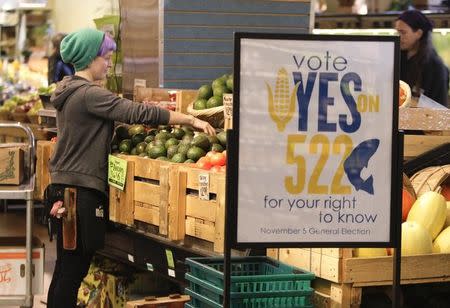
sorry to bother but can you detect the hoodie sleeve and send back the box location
[84,85,170,125]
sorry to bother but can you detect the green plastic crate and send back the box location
[184,256,314,308]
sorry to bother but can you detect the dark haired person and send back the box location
[48,33,75,84]
[395,10,449,107]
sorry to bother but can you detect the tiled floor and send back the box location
[0,205,55,307]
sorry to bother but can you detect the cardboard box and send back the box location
[0,144,24,185]
[0,237,44,295]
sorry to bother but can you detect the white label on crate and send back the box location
[134,78,146,88]
[127,254,134,263]
[168,268,176,278]
[146,263,154,272]
[198,173,210,201]
[223,94,233,120]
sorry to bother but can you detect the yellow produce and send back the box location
[354,248,387,257]
[407,191,446,239]
[433,226,450,253]
[402,221,433,256]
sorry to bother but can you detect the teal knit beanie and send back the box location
[60,28,105,71]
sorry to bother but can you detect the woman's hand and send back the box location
[192,117,216,135]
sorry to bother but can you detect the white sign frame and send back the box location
[228,33,401,248]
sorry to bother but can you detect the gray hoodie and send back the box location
[49,75,170,192]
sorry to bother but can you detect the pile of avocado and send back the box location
[193,74,233,110]
[112,124,227,163]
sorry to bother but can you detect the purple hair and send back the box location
[97,34,117,57]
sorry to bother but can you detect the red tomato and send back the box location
[402,189,416,222]
[196,156,212,170]
[441,180,450,201]
[210,152,226,166]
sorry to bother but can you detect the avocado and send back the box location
[115,125,130,140]
[212,78,226,89]
[184,159,195,164]
[198,84,213,100]
[181,134,193,145]
[171,153,187,163]
[144,135,154,144]
[217,131,227,147]
[212,86,228,99]
[206,96,223,108]
[135,142,147,154]
[131,133,146,146]
[167,145,179,159]
[130,147,138,155]
[177,143,191,156]
[165,138,180,149]
[207,135,220,145]
[193,99,207,110]
[211,143,224,152]
[191,135,210,151]
[226,75,233,92]
[187,146,206,162]
[138,153,147,157]
[119,139,132,153]
[155,131,173,141]
[147,128,158,136]
[148,145,167,159]
[172,127,185,139]
[128,124,145,136]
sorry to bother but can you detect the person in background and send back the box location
[48,33,75,85]
[395,9,449,107]
[46,28,215,308]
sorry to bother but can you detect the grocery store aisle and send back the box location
[0,205,55,308]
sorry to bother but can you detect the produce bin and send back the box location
[184,256,314,308]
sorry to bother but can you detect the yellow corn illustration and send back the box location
[266,68,299,132]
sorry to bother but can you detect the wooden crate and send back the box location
[171,166,226,253]
[268,248,450,307]
[109,155,180,237]
[34,140,55,200]
[133,87,198,114]
[399,108,450,132]
[400,108,450,160]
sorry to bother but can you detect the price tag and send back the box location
[108,155,127,191]
[134,78,147,88]
[127,254,134,263]
[165,249,175,269]
[168,269,176,277]
[199,173,210,201]
[223,94,233,120]
[146,263,154,272]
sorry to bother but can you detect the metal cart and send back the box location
[0,122,36,307]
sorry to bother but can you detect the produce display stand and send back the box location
[268,108,450,307]
[0,122,36,307]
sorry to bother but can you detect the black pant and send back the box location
[46,186,106,308]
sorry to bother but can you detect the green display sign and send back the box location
[108,155,127,190]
